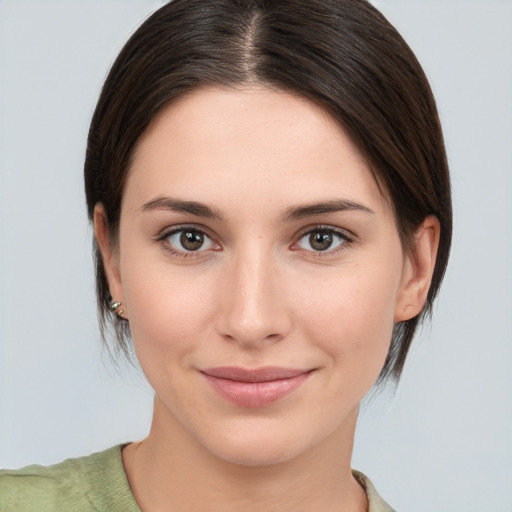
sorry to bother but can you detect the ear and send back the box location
[394,215,440,322]
[93,203,124,306]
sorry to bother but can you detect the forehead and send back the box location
[125,86,387,218]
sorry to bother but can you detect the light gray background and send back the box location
[1,1,511,511]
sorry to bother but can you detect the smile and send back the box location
[200,367,314,408]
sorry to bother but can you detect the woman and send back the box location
[0,0,451,510]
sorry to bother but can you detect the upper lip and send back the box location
[201,366,312,383]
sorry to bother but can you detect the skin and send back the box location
[95,86,439,511]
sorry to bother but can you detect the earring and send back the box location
[110,300,127,320]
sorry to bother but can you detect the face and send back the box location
[97,86,433,466]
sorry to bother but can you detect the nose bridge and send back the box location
[217,240,289,346]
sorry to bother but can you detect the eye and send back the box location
[161,227,220,256]
[294,227,350,253]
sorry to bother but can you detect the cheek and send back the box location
[296,263,400,377]
[120,254,217,358]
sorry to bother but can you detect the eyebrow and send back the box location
[140,196,373,222]
[140,196,224,221]
[281,200,374,221]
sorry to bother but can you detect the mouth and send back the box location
[200,366,314,408]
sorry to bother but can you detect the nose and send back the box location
[215,244,291,348]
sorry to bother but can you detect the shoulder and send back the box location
[0,454,94,512]
[352,470,398,512]
[0,445,140,512]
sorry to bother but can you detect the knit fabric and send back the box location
[0,445,396,511]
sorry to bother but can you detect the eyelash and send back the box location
[292,225,354,258]
[156,225,220,259]
[156,224,354,259]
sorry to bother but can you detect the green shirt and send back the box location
[0,445,396,511]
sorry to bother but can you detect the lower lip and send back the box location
[202,372,312,408]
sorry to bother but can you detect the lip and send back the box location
[200,366,314,408]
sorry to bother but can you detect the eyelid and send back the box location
[156,222,215,240]
[290,224,355,255]
[156,224,221,256]
[294,223,355,240]
[154,223,355,258]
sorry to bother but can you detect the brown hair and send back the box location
[84,0,452,382]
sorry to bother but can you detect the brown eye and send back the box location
[309,231,334,251]
[180,230,204,251]
[295,227,348,254]
[165,228,218,255]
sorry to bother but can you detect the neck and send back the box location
[122,396,367,512]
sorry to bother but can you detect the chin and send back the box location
[207,436,307,468]
[194,415,337,469]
